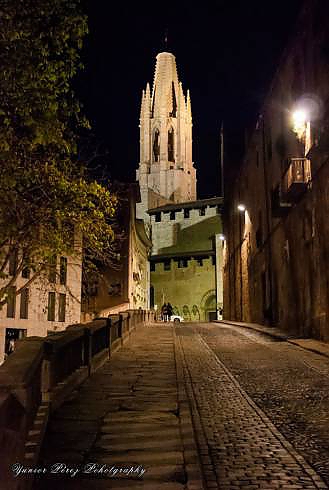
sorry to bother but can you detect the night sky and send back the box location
[77,0,303,198]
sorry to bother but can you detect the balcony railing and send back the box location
[282,157,311,201]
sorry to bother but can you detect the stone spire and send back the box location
[137,51,197,218]
[186,90,192,120]
[152,52,179,117]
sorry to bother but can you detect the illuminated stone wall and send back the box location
[151,257,217,321]
[149,198,223,321]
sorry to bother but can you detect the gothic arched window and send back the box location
[169,82,177,117]
[153,129,160,162]
[168,128,175,162]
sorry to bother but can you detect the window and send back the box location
[48,256,57,283]
[168,128,175,162]
[170,211,175,220]
[8,250,18,276]
[184,209,190,218]
[60,257,67,285]
[196,258,203,266]
[178,258,188,268]
[58,293,66,322]
[199,207,206,216]
[155,213,161,222]
[169,82,177,117]
[22,265,30,279]
[63,221,75,249]
[7,287,16,318]
[20,288,29,319]
[48,292,56,321]
[164,260,171,271]
[153,129,160,162]
[150,262,155,272]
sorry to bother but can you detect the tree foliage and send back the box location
[0,0,118,304]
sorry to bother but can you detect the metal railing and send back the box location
[282,157,311,195]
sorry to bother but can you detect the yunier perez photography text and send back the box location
[12,463,146,479]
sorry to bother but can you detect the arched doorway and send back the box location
[201,289,217,321]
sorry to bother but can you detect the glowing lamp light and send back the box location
[219,234,225,241]
[292,109,308,126]
[237,204,246,212]
[292,108,309,140]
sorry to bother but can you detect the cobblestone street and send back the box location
[177,324,329,489]
[194,322,329,487]
[35,323,329,489]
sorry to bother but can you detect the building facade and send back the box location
[137,51,224,320]
[224,0,329,340]
[0,245,82,364]
[82,184,152,319]
[149,198,223,321]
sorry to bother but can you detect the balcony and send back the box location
[282,157,311,201]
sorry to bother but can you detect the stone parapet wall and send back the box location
[0,309,155,490]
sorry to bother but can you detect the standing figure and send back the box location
[161,303,168,322]
[167,302,173,321]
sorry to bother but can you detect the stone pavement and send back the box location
[35,323,328,490]
[35,324,203,490]
[176,326,328,489]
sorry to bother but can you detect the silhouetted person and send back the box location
[167,303,173,320]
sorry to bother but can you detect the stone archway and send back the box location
[200,289,217,321]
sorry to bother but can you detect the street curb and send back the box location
[173,328,206,490]
[288,339,329,360]
[214,320,289,340]
[215,320,329,360]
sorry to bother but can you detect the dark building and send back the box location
[224,0,329,340]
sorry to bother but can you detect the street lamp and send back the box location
[292,109,308,127]
[236,204,246,320]
[292,109,309,140]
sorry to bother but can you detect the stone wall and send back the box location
[151,257,217,321]
[149,198,224,321]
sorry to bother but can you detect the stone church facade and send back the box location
[136,51,224,321]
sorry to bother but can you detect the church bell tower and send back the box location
[136,52,197,217]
